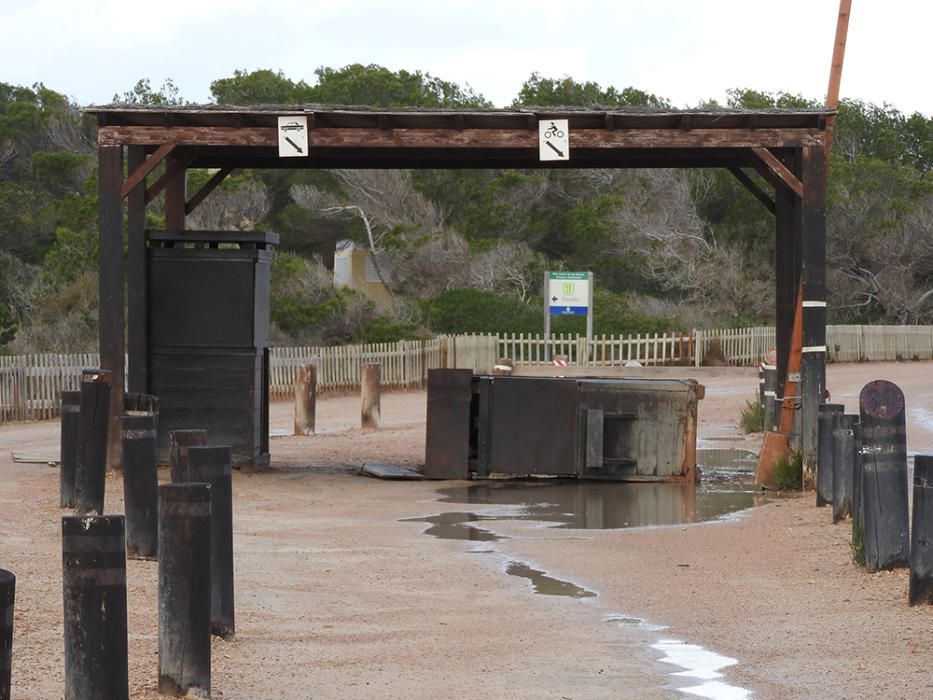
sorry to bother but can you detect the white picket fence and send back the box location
[496,332,693,367]
[4,325,933,422]
[268,339,448,398]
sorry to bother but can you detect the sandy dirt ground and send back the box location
[1,362,932,699]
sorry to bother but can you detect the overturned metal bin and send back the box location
[425,370,702,482]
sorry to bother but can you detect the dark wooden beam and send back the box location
[99,125,826,150]
[164,152,187,231]
[185,168,233,215]
[120,143,174,199]
[751,147,804,198]
[728,167,775,214]
[97,145,125,470]
[126,146,147,394]
[146,152,196,204]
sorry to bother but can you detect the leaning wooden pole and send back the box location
[824,0,853,158]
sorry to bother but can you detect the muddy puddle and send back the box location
[423,449,770,532]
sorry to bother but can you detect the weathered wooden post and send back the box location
[909,454,933,605]
[158,483,211,696]
[851,421,866,559]
[169,429,207,483]
[816,403,844,507]
[859,380,910,572]
[188,446,235,640]
[62,515,128,700]
[361,363,381,429]
[121,413,159,560]
[831,414,857,523]
[60,390,81,509]
[0,569,14,700]
[74,369,112,515]
[294,363,317,436]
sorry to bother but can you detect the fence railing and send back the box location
[5,325,933,422]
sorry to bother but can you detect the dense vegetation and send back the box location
[0,66,931,353]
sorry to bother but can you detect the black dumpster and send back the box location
[146,230,276,470]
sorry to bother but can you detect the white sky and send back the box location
[2,0,930,116]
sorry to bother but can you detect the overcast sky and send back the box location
[3,1,930,116]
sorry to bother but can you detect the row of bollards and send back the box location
[45,369,236,697]
[293,361,383,434]
[816,379,929,605]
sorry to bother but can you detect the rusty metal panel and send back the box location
[487,377,578,476]
[424,369,473,479]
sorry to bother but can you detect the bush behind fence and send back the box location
[4,325,933,422]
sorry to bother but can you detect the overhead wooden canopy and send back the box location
[89,104,832,178]
[90,103,831,484]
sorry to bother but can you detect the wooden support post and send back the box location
[799,146,827,486]
[909,455,933,605]
[816,403,844,507]
[163,152,187,231]
[126,146,148,394]
[60,390,81,509]
[62,515,129,700]
[361,363,381,429]
[294,363,317,436]
[121,413,159,560]
[859,380,910,571]
[831,414,857,523]
[98,145,125,471]
[187,446,235,640]
[773,180,798,404]
[74,369,112,515]
[169,429,207,483]
[158,483,211,697]
[0,569,13,700]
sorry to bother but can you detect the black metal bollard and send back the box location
[121,414,159,560]
[74,370,112,515]
[60,390,81,509]
[188,445,236,640]
[817,403,844,507]
[831,414,858,523]
[158,484,211,696]
[909,455,933,605]
[62,515,128,700]
[169,429,207,483]
[0,569,14,700]
[859,380,910,572]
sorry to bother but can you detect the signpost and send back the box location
[544,271,593,361]
[277,116,308,158]
[539,119,570,162]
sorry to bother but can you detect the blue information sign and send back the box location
[549,305,588,316]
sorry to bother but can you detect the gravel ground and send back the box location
[0,362,931,699]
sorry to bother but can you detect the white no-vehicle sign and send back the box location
[539,119,569,161]
[278,116,308,157]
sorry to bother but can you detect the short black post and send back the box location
[62,515,128,700]
[817,403,844,507]
[909,455,933,605]
[0,569,14,700]
[188,445,235,640]
[159,484,211,697]
[169,429,207,483]
[121,414,159,560]
[831,414,857,523]
[60,390,81,509]
[851,421,866,557]
[74,370,112,515]
[859,380,910,572]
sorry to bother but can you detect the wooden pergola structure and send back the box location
[88,104,831,478]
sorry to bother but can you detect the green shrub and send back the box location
[422,289,539,335]
[740,398,764,433]
[769,451,803,491]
